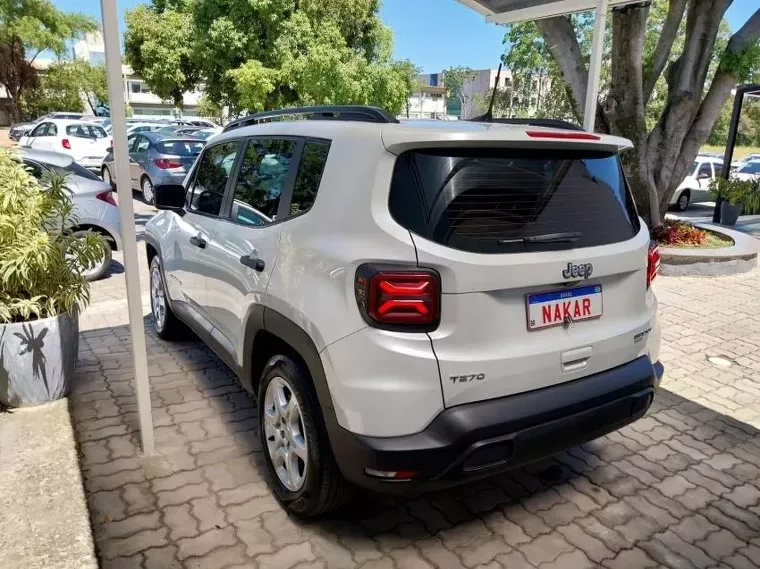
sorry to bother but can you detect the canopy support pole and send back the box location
[583,0,608,132]
[100,0,155,454]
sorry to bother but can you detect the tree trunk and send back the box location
[536,5,760,229]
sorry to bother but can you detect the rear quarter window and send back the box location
[389,148,640,254]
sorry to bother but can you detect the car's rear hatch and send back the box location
[383,127,658,408]
[154,139,204,174]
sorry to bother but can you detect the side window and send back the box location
[127,135,138,152]
[697,162,712,179]
[230,138,295,225]
[187,141,240,216]
[48,123,58,136]
[135,136,150,153]
[30,123,47,137]
[291,141,329,215]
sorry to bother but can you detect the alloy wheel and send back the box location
[263,377,309,492]
[150,264,166,331]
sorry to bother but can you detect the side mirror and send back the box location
[154,184,186,213]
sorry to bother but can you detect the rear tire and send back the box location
[74,230,112,281]
[150,256,185,340]
[258,355,352,517]
[141,175,155,205]
[675,190,690,212]
[102,166,115,190]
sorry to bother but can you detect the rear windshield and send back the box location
[389,148,640,253]
[156,140,204,156]
[66,124,108,138]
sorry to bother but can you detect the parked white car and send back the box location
[126,123,164,136]
[733,160,760,183]
[145,106,662,515]
[669,156,723,211]
[731,153,760,170]
[19,119,112,171]
[19,148,122,280]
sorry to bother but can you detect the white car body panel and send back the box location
[146,118,661,438]
[670,157,723,206]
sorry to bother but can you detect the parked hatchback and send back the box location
[101,132,204,204]
[19,119,111,171]
[669,156,724,211]
[145,106,663,516]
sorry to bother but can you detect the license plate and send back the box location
[526,285,602,331]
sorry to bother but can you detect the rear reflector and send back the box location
[526,130,601,141]
[647,243,660,288]
[153,158,183,169]
[365,468,418,480]
[62,138,72,149]
[96,190,117,207]
[355,265,441,332]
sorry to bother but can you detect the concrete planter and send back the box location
[0,311,79,407]
[659,223,758,276]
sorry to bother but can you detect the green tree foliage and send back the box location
[507,0,760,225]
[124,0,415,115]
[0,0,97,121]
[0,149,105,323]
[441,66,475,117]
[20,61,107,118]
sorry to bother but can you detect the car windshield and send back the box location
[389,148,640,253]
[156,140,204,155]
[738,162,760,174]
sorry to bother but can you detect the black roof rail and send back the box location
[466,116,583,131]
[223,105,399,132]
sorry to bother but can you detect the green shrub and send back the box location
[709,177,760,213]
[0,149,106,323]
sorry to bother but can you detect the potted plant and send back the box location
[0,149,105,408]
[709,177,760,226]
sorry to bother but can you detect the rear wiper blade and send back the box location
[498,232,582,245]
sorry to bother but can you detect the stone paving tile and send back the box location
[71,217,760,568]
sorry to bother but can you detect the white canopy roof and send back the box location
[457,0,641,23]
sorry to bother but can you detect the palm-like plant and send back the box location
[0,148,106,323]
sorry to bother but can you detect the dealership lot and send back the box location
[68,197,760,569]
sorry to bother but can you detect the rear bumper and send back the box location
[327,356,661,493]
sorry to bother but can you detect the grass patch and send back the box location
[700,145,760,160]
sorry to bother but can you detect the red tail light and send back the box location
[526,130,600,140]
[355,265,440,331]
[62,138,71,149]
[153,158,183,169]
[647,243,660,289]
[96,190,117,206]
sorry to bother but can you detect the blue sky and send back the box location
[54,0,758,73]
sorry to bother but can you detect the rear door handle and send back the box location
[240,254,265,272]
[189,235,207,249]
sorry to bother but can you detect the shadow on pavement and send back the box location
[68,317,760,568]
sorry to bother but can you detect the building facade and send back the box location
[73,33,203,118]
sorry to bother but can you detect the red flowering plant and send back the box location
[651,220,708,247]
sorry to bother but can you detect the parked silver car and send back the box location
[100,132,205,204]
[19,148,123,281]
[9,112,88,141]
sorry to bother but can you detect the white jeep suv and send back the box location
[144,106,663,516]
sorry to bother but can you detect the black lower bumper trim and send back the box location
[326,356,660,493]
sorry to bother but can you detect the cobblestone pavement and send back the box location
[72,206,760,569]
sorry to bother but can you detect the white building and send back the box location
[400,79,448,120]
[72,33,203,118]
